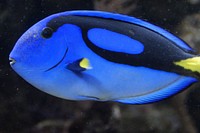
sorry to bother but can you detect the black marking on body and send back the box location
[45,48,68,72]
[46,15,196,76]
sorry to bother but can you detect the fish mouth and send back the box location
[45,48,68,72]
[9,57,16,65]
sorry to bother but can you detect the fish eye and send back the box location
[41,27,53,39]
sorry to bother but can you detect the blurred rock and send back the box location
[94,0,138,14]
[189,0,200,4]
[145,107,181,133]
[31,120,72,133]
[118,104,182,133]
[186,83,200,132]
[178,13,200,52]
[68,102,119,133]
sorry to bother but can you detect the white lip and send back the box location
[9,57,16,65]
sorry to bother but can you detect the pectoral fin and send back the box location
[66,58,92,72]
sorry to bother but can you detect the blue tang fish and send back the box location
[9,10,200,104]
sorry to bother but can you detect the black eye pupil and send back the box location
[41,27,53,38]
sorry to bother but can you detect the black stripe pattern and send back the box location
[43,15,197,76]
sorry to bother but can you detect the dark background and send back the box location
[1,0,200,133]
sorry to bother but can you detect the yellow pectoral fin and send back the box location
[66,58,92,72]
[80,58,92,70]
[174,57,200,73]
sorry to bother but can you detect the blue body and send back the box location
[9,11,197,104]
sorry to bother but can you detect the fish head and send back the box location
[9,16,68,76]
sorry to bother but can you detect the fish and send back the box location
[9,10,200,104]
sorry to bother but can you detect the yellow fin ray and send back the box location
[174,57,200,73]
[80,58,92,69]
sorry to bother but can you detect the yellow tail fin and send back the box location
[174,57,200,73]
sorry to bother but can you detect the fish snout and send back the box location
[9,57,16,65]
